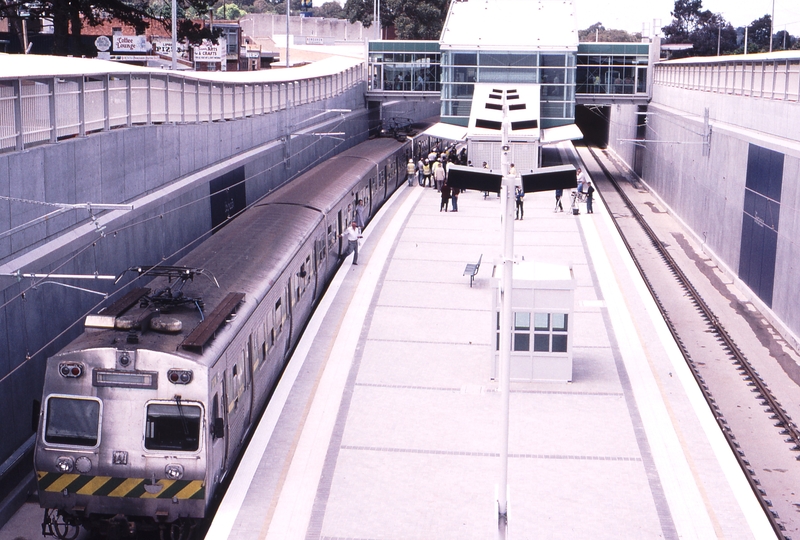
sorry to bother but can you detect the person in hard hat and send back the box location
[407,159,416,186]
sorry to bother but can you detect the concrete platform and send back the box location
[205,145,773,540]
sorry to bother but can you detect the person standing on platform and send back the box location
[422,159,432,187]
[417,157,425,186]
[440,183,451,212]
[576,167,586,194]
[339,221,362,265]
[450,185,459,212]
[586,181,595,213]
[515,185,525,220]
[407,159,417,186]
[355,199,365,229]
[433,159,446,191]
[554,188,563,212]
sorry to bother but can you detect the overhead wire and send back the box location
[0,120,374,383]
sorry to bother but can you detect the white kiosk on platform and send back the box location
[491,260,575,382]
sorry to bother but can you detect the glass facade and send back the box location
[576,43,649,96]
[367,41,442,93]
[440,50,576,128]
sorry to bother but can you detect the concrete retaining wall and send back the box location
[607,88,800,350]
[0,83,439,479]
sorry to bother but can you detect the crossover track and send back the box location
[586,145,798,539]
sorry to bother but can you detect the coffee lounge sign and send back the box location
[113,35,149,53]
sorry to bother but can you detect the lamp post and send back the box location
[769,0,775,53]
[171,0,177,69]
[286,0,290,67]
[497,93,517,529]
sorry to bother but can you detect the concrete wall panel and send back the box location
[162,125,181,186]
[75,135,104,205]
[144,125,165,193]
[607,104,638,170]
[123,127,147,201]
[613,83,800,346]
[178,123,197,176]
[773,155,800,332]
[0,154,9,260]
[8,148,46,255]
[43,144,77,236]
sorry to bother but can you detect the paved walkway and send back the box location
[207,147,772,539]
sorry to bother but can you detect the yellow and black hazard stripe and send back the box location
[37,471,205,500]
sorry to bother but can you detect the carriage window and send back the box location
[44,396,101,447]
[144,401,202,452]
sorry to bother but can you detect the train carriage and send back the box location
[32,133,426,539]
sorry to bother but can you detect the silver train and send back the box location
[33,132,436,539]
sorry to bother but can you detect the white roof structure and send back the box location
[440,0,578,52]
[0,52,362,82]
[467,83,540,140]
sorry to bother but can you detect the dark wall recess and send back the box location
[739,144,783,307]
[210,167,247,232]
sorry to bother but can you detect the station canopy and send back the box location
[440,0,578,52]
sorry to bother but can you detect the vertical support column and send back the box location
[180,77,186,124]
[13,79,23,151]
[49,78,57,143]
[78,76,86,137]
[220,83,226,120]
[195,80,201,123]
[125,74,132,128]
[164,74,171,122]
[103,74,110,131]
[146,74,153,125]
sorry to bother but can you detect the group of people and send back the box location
[407,142,469,213]
[555,167,594,213]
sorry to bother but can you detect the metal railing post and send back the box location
[78,76,86,137]
[13,79,23,151]
[125,74,132,127]
[103,74,110,131]
[49,78,57,143]
[147,74,153,125]
[165,74,170,122]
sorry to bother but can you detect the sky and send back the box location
[574,0,800,36]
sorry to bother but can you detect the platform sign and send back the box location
[447,163,576,194]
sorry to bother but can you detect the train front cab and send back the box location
[34,348,209,535]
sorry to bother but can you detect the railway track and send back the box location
[585,145,800,539]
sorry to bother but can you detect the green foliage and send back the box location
[343,0,449,39]
[663,0,798,56]
[312,1,345,18]
[578,23,641,43]
[215,2,247,19]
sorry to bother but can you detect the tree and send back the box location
[662,0,703,43]
[311,1,344,19]
[16,0,216,56]
[343,0,449,40]
[688,12,737,55]
[774,30,797,50]
[746,14,772,51]
[215,2,247,19]
[578,23,641,42]
[662,0,740,57]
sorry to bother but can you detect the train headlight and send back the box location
[167,369,193,385]
[56,456,74,473]
[75,456,92,474]
[58,362,84,378]
[165,464,184,480]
